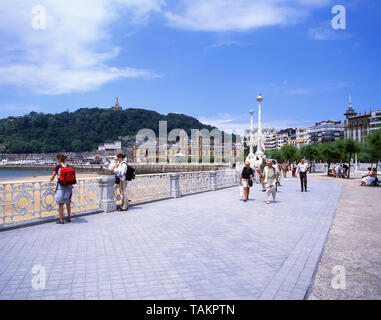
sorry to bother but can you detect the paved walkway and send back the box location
[308,174,381,300]
[0,177,342,300]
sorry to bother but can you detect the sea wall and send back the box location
[0,163,230,175]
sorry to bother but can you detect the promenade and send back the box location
[309,174,381,300]
[0,177,342,300]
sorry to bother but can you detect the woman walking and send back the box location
[292,162,297,178]
[50,154,76,224]
[263,160,277,204]
[240,161,254,202]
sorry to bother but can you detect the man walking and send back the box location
[296,158,309,192]
[263,159,277,204]
[259,157,267,192]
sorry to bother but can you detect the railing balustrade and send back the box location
[0,170,239,228]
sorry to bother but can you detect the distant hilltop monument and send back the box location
[111,97,122,110]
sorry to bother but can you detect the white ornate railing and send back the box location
[179,172,211,195]
[216,170,240,189]
[114,173,171,204]
[0,170,239,228]
[0,178,101,226]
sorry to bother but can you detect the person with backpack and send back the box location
[263,159,277,204]
[113,154,135,211]
[50,154,76,224]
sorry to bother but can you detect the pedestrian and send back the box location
[296,158,309,192]
[292,162,297,178]
[263,160,277,204]
[259,157,267,192]
[50,154,76,224]
[273,159,281,188]
[253,157,261,184]
[113,153,129,211]
[240,161,254,202]
[282,161,288,178]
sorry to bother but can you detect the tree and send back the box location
[0,108,218,153]
[342,138,362,178]
[365,128,381,169]
[300,144,320,162]
[281,145,299,162]
[319,142,342,176]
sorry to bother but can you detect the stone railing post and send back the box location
[99,176,117,213]
[210,171,218,191]
[170,173,181,198]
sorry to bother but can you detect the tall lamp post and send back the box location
[255,94,265,159]
[245,110,256,166]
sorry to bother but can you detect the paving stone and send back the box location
[0,177,342,300]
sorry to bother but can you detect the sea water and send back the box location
[0,169,51,181]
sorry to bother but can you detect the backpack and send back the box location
[58,166,77,186]
[122,162,136,181]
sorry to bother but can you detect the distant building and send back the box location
[310,120,344,145]
[344,96,370,143]
[98,141,122,152]
[276,128,296,149]
[369,110,381,133]
[263,129,277,151]
[344,96,381,142]
[111,97,122,111]
[295,128,311,149]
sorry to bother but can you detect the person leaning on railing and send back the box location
[50,154,76,224]
[112,153,129,211]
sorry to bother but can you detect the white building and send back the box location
[369,110,381,133]
[276,133,289,149]
[295,128,311,149]
[263,129,277,151]
[98,141,122,152]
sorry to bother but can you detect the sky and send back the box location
[0,0,380,133]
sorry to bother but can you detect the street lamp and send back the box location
[255,94,264,159]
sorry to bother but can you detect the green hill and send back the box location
[0,108,216,153]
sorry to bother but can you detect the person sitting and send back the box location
[334,164,342,178]
[362,168,372,178]
[360,169,377,187]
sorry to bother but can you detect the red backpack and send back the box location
[58,166,77,186]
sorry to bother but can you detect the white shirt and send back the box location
[263,166,277,186]
[115,161,128,181]
[296,162,309,174]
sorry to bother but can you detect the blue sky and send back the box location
[0,0,380,132]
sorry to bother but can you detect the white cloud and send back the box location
[0,0,164,95]
[308,20,352,41]
[199,112,314,132]
[165,0,332,32]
